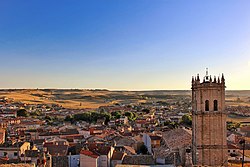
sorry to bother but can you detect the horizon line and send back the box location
[0,88,249,91]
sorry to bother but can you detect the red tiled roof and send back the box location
[80,150,99,158]
[111,151,125,160]
[87,143,111,155]
[228,143,239,149]
[150,135,162,140]
[240,126,250,132]
[136,120,147,124]
[95,146,111,155]
[45,145,68,156]
[61,134,84,139]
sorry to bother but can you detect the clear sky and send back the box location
[0,0,250,90]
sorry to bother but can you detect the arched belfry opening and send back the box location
[205,100,209,111]
[214,100,218,111]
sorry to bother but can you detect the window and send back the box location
[214,100,218,111]
[205,100,209,111]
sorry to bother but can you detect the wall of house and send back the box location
[52,156,69,167]
[143,134,152,154]
[80,154,98,167]
[111,160,122,167]
[98,155,108,167]
[68,154,80,167]
[227,134,236,143]
[0,148,18,159]
[151,140,160,148]
[108,147,114,167]
[29,131,39,140]
[0,129,5,144]
[228,149,238,154]
[20,142,30,155]
[156,158,165,165]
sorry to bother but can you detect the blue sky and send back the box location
[0,0,250,90]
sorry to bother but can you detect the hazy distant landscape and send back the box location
[0,89,249,109]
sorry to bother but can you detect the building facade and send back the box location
[192,70,228,166]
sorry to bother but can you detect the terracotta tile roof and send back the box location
[61,134,84,139]
[80,150,99,158]
[115,136,137,147]
[39,131,60,136]
[25,150,39,157]
[93,146,111,155]
[0,164,32,167]
[136,120,147,124]
[122,155,155,165]
[239,150,250,157]
[86,143,112,155]
[44,145,68,156]
[60,128,79,135]
[33,139,45,145]
[153,146,171,159]
[162,128,191,150]
[149,135,162,140]
[123,146,136,155]
[111,151,125,160]
[228,143,239,149]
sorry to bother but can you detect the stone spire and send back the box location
[213,76,217,83]
[221,73,225,84]
[197,74,200,82]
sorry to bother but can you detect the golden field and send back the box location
[0,89,249,110]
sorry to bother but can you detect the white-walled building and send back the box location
[80,150,99,167]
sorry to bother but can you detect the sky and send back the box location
[0,0,250,90]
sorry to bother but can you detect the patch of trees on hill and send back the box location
[65,110,137,124]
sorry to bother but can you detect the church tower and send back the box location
[191,69,227,166]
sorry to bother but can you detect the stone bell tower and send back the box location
[191,69,228,166]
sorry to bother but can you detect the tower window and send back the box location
[214,100,218,111]
[205,100,209,111]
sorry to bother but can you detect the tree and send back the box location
[100,112,111,125]
[125,111,137,121]
[65,115,73,122]
[45,115,52,121]
[90,111,100,122]
[111,111,121,119]
[30,110,42,116]
[170,121,179,128]
[181,114,192,126]
[73,112,91,122]
[72,111,111,124]
[164,120,179,129]
[17,109,28,117]
[125,111,133,120]
[142,108,150,114]
[227,121,241,131]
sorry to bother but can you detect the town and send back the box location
[0,85,249,166]
[1,0,250,166]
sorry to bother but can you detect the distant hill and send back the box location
[0,89,249,109]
